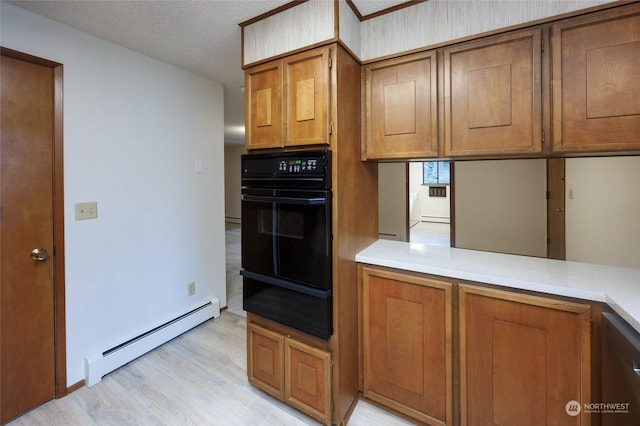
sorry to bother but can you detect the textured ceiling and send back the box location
[8,0,410,146]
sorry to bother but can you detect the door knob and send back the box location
[31,248,49,261]
[556,208,564,213]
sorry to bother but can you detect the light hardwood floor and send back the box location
[8,224,414,425]
[410,221,450,247]
[225,222,244,317]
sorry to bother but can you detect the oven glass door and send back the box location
[241,188,332,290]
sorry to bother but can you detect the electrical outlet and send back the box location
[187,281,196,296]
[75,201,98,220]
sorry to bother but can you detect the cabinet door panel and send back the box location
[492,320,547,425]
[284,338,331,425]
[247,324,284,400]
[284,48,330,147]
[362,267,452,425]
[245,62,283,149]
[551,4,640,152]
[364,51,438,159]
[444,28,542,156]
[460,284,591,426]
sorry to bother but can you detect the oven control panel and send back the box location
[242,149,331,189]
[278,158,320,174]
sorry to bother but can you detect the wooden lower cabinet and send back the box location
[361,266,453,425]
[359,265,594,425]
[284,338,332,423]
[247,323,332,425]
[459,284,591,426]
[248,323,285,400]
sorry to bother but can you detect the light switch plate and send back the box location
[75,201,98,220]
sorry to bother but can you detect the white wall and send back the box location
[455,159,547,257]
[566,157,640,269]
[409,162,451,223]
[378,163,408,241]
[224,146,244,222]
[1,2,226,387]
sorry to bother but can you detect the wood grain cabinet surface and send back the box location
[284,48,331,147]
[443,28,543,157]
[361,266,453,425]
[362,51,438,160]
[247,323,285,400]
[244,46,331,150]
[459,284,591,426]
[245,61,283,149]
[284,338,331,424]
[551,4,640,153]
[247,323,332,425]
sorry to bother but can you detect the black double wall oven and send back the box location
[240,150,332,339]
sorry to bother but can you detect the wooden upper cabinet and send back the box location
[459,284,591,426]
[245,61,283,149]
[444,28,543,157]
[551,4,640,153]
[363,51,438,160]
[284,47,331,147]
[362,266,452,425]
[244,46,331,150]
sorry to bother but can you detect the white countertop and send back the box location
[356,239,640,333]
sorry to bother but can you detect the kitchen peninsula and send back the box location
[356,239,639,425]
[357,239,640,331]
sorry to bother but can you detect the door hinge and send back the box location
[329,57,333,69]
[546,190,551,200]
[542,130,545,144]
[329,122,333,135]
[541,37,545,52]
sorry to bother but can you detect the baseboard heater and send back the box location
[84,297,220,387]
[421,216,451,224]
[378,232,402,241]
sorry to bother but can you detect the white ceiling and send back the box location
[8,0,410,146]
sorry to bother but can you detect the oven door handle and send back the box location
[241,194,326,205]
[240,270,331,299]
